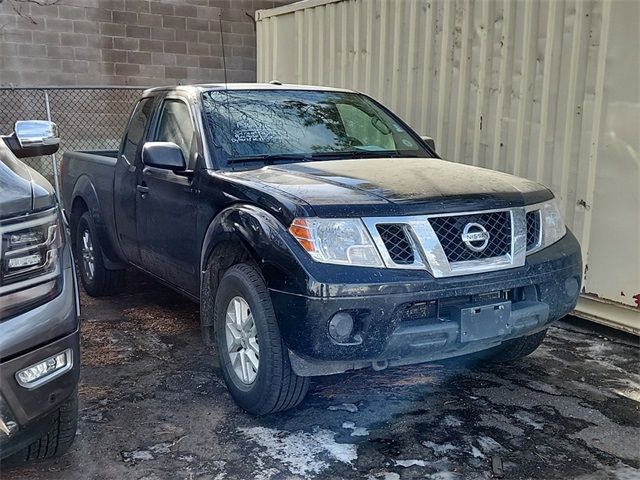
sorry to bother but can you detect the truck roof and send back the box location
[142,82,355,96]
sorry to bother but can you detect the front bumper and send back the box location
[0,331,80,459]
[270,232,582,376]
[0,245,80,459]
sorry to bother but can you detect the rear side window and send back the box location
[154,99,195,169]
[122,98,153,165]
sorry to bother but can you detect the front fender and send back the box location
[71,175,125,269]
[200,204,311,296]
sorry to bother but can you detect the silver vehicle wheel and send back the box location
[81,229,95,281]
[225,296,259,385]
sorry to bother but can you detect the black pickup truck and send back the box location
[62,84,581,414]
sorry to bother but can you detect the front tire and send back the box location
[6,390,78,464]
[75,212,125,297]
[213,263,309,415]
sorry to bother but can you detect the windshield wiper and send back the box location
[227,150,425,165]
[227,153,312,164]
[307,150,424,160]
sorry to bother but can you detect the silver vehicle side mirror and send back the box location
[420,135,436,154]
[15,120,59,148]
[9,120,60,158]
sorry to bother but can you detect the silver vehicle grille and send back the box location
[429,211,511,262]
[525,210,541,251]
[362,206,536,278]
[375,224,415,265]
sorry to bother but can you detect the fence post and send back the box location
[43,89,61,200]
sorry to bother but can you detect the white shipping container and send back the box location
[256,0,639,334]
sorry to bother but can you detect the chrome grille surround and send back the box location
[362,207,528,278]
[524,203,545,254]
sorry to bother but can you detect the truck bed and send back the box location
[61,149,121,267]
[61,150,118,207]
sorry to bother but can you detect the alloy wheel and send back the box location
[225,296,260,384]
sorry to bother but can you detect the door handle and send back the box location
[137,184,149,196]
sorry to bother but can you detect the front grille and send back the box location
[376,224,415,264]
[526,210,541,250]
[429,211,511,262]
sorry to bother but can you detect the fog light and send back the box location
[564,277,579,298]
[16,349,72,389]
[328,312,354,343]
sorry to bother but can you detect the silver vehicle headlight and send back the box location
[0,207,64,319]
[289,218,384,267]
[536,199,567,251]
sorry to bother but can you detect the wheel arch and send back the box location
[70,175,126,269]
[199,204,308,344]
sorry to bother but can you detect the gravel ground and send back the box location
[2,270,638,480]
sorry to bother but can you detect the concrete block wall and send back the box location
[0,0,293,86]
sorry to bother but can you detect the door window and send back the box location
[155,100,195,169]
[122,98,153,165]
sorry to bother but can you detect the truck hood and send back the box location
[0,140,56,219]
[232,158,553,216]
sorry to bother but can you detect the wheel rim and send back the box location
[81,228,95,282]
[225,296,259,385]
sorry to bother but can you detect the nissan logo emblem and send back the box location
[461,223,490,252]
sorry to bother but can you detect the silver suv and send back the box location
[0,121,79,464]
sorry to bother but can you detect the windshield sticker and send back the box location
[231,120,279,144]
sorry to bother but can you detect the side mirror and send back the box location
[420,135,436,153]
[9,120,59,158]
[142,142,186,172]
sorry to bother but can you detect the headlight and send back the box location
[527,199,566,253]
[289,218,384,267]
[0,207,64,319]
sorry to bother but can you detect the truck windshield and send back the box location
[202,89,430,165]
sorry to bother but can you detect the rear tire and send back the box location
[6,390,78,464]
[484,329,548,363]
[213,263,309,415]
[75,211,125,297]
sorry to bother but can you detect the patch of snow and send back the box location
[613,388,640,402]
[351,427,370,437]
[239,426,357,477]
[514,411,544,430]
[470,446,485,459]
[121,449,154,462]
[342,421,369,437]
[394,459,427,467]
[253,467,280,480]
[422,440,457,455]
[429,472,461,480]
[477,436,502,452]
[328,403,359,413]
[442,415,462,427]
[149,442,172,454]
[367,473,401,480]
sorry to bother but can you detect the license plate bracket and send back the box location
[454,301,512,343]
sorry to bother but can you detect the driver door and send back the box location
[135,96,200,295]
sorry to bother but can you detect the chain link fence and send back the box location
[0,87,144,188]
